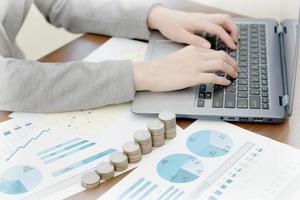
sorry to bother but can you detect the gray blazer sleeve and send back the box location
[35,0,160,40]
[0,58,135,112]
[0,1,160,112]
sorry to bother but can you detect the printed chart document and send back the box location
[0,119,115,200]
[3,38,177,199]
[98,120,300,200]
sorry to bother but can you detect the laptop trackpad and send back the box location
[146,40,185,60]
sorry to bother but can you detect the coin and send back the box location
[96,162,115,181]
[81,171,100,189]
[122,142,142,163]
[109,151,128,172]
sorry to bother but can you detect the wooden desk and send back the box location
[0,2,299,200]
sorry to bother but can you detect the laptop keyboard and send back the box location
[197,24,269,110]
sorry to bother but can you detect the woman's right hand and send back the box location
[133,46,239,92]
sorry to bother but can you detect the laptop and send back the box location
[131,1,300,123]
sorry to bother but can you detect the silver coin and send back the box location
[134,130,151,142]
[159,111,176,122]
[147,120,165,132]
[110,152,128,164]
[81,171,100,189]
[96,162,115,180]
[122,142,141,155]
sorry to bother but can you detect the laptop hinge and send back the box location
[277,24,289,109]
[280,95,289,107]
[275,24,285,34]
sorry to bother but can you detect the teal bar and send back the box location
[44,142,96,164]
[129,181,151,199]
[52,148,116,177]
[173,191,185,200]
[157,186,174,200]
[38,137,81,156]
[137,184,158,200]
[165,188,180,200]
[118,178,145,199]
[40,140,89,160]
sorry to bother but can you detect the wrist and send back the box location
[147,5,168,30]
[133,62,150,91]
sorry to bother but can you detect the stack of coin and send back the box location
[134,130,152,154]
[159,111,177,139]
[147,119,165,147]
[109,152,128,172]
[81,171,101,189]
[95,162,115,181]
[122,141,142,163]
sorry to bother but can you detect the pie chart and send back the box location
[186,130,233,157]
[157,153,204,183]
[0,165,42,195]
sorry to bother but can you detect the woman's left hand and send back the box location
[147,6,239,49]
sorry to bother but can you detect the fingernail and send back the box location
[203,42,211,49]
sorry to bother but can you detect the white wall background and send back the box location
[16,5,80,60]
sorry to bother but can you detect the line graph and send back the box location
[0,121,51,162]
[5,129,50,161]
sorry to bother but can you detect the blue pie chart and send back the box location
[186,130,233,157]
[0,165,42,195]
[157,153,204,183]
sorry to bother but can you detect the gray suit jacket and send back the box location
[0,0,158,112]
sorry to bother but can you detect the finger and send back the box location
[207,14,240,43]
[195,73,231,86]
[196,21,237,49]
[202,50,240,72]
[198,60,238,78]
[181,30,211,49]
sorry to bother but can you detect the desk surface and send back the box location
[0,2,299,200]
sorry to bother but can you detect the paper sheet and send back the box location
[98,120,300,200]
[0,119,115,200]
[6,38,183,200]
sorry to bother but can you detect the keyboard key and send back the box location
[238,85,248,91]
[239,62,248,67]
[205,91,212,99]
[250,89,260,95]
[238,79,248,85]
[250,70,259,76]
[250,65,259,70]
[198,92,205,99]
[240,67,248,73]
[261,87,268,92]
[250,76,259,82]
[225,93,236,108]
[237,99,248,108]
[261,80,268,85]
[197,99,205,107]
[214,84,224,90]
[239,73,248,79]
[261,64,267,70]
[237,91,248,98]
[262,97,269,103]
[262,92,269,97]
[249,96,260,109]
[261,75,268,80]
[262,103,269,109]
[250,59,259,64]
[250,82,260,89]
[199,84,206,92]
[212,89,224,108]
[226,86,236,93]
